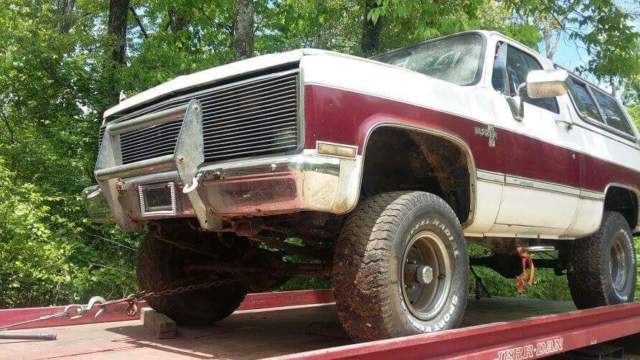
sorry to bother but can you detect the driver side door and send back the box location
[489,41,581,237]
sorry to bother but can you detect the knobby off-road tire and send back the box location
[567,211,636,309]
[333,191,468,341]
[136,222,248,325]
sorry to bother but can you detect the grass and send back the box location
[278,239,640,303]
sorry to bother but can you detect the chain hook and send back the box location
[62,305,85,320]
[64,296,107,320]
[87,296,106,311]
[126,302,139,317]
[122,293,143,317]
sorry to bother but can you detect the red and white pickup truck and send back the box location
[84,30,638,341]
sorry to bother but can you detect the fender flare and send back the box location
[354,119,478,227]
[603,182,640,232]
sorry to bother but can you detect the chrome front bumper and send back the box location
[86,98,362,232]
[85,149,362,232]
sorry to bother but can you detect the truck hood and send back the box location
[104,48,350,120]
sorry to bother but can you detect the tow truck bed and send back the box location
[1,290,639,359]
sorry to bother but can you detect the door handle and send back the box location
[555,119,573,130]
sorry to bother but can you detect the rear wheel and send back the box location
[136,221,248,325]
[333,191,468,341]
[567,211,636,309]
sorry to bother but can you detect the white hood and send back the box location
[104,48,383,120]
[105,49,312,119]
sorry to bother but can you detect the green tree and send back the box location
[503,0,640,94]
[629,105,640,128]
[363,0,542,54]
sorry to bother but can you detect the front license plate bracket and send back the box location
[138,182,177,216]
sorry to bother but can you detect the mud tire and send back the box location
[333,191,468,341]
[136,221,247,325]
[567,211,636,309]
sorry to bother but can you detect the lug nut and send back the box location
[416,265,434,285]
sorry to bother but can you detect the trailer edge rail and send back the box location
[275,301,640,360]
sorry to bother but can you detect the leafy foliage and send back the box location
[629,105,640,128]
[637,238,640,300]
[502,0,640,92]
[0,160,139,306]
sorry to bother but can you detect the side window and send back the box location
[566,78,603,122]
[491,42,508,92]
[591,89,635,136]
[492,43,559,114]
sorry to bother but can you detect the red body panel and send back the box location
[304,84,640,193]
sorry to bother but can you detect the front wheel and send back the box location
[333,191,468,341]
[136,221,248,325]
[567,211,637,309]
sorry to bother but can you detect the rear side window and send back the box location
[591,89,634,136]
[566,78,603,122]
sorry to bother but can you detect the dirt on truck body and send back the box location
[84,30,639,341]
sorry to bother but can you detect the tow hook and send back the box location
[183,173,203,194]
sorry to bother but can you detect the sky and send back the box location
[553,0,640,83]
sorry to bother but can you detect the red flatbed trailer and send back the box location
[1,290,639,360]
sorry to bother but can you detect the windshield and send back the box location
[374,34,484,86]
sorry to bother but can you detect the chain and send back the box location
[103,278,236,317]
[138,278,233,300]
[0,278,235,331]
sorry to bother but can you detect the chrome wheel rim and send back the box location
[401,231,452,321]
[610,231,629,294]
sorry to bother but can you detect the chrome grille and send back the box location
[98,126,105,150]
[120,121,182,164]
[112,69,300,165]
[202,71,299,162]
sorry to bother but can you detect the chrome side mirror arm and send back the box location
[506,83,527,121]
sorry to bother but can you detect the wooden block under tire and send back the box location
[141,307,177,339]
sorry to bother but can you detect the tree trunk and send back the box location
[107,0,129,66]
[361,0,383,56]
[55,0,75,33]
[106,0,129,106]
[168,8,190,32]
[543,28,560,60]
[233,0,254,60]
[130,7,148,38]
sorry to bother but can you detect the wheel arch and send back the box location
[357,121,478,226]
[603,183,640,232]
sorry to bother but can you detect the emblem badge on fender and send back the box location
[474,125,497,148]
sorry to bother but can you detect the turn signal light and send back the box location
[317,142,358,158]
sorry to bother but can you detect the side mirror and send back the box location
[526,69,568,99]
[505,69,568,121]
